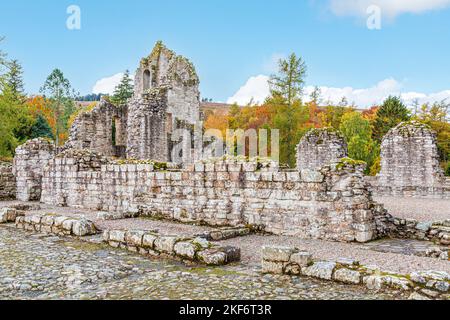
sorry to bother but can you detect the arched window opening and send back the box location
[143,69,151,91]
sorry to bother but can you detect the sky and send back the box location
[1,0,450,108]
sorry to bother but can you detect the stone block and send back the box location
[302,261,336,280]
[333,268,361,284]
[154,236,179,254]
[109,230,126,243]
[300,170,324,183]
[262,246,296,262]
[261,260,285,274]
[72,219,96,236]
[142,233,158,249]
[197,249,227,265]
[174,241,197,259]
[290,251,312,267]
[125,230,145,246]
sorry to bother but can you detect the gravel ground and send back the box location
[0,225,404,300]
[374,196,450,222]
[220,235,450,275]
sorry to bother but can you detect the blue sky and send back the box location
[1,0,450,107]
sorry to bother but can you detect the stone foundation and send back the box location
[261,246,450,300]
[13,138,55,201]
[41,151,385,243]
[15,213,97,237]
[103,229,240,266]
[0,162,16,200]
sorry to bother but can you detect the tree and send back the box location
[3,59,25,101]
[340,112,380,174]
[269,53,307,107]
[30,114,54,139]
[111,70,134,106]
[372,96,411,143]
[309,86,322,105]
[40,69,76,146]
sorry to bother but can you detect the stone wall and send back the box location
[374,121,448,198]
[103,229,240,266]
[66,100,127,158]
[0,162,16,200]
[261,246,450,299]
[15,213,97,237]
[13,138,55,201]
[296,128,347,171]
[41,152,384,243]
[126,88,170,161]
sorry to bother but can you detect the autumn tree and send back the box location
[372,96,410,143]
[111,70,134,106]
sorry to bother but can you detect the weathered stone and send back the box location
[296,128,347,171]
[154,236,179,254]
[197,249,227,266]
[262,246,296,262]
[142,233,158,249]
[302,261,336,280]
[125,230,145,246]
[261,260,285,274]
[334,268,361,284]
[290,251,312,267]
[408,292,431,300]
[72,219,96,236]
[0,162,16,200]
[375,121,448,198]
[109,230,126,243]
[173,241,197,259]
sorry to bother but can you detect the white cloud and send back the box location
[92,73,124,95]
[227,75,271,105]
[329,0,450,19]
[227,75,450,108]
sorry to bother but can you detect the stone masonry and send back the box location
[65,41,201,163]
[66,100,127,158]
[40,151,382,243]
[296,128,348,171]
[0,162,16,200]
[13,138,55,201]
[374,121,448,198]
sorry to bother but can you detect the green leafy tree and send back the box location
[269,53,307,107]
[30,114,54,140]
[40,69,76,146]
[372,96,411,143]
[340,112,380,174]
[111,70,134,106]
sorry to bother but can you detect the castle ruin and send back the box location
[66,41,201,163]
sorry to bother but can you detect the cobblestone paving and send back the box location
[0,225,407,300]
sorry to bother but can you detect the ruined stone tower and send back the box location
[376,121,446,196]
[66,41,201,163]
[126,41,201,161]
